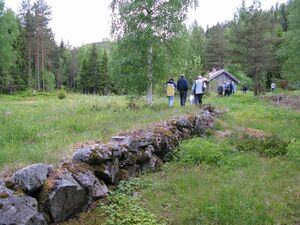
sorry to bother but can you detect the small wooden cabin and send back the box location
[206,69,240,92]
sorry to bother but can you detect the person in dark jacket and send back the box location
[177,74,189,106]
[217,84,224,97]
[224,82,231,96]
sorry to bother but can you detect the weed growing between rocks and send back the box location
[99,179,166,225]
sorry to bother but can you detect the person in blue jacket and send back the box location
[177,74,189,106]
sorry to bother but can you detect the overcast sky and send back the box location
[5,0,287,47]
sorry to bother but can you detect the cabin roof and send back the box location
[208,69,240,83]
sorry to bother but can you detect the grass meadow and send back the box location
[62,91,300,225]
[1,91,300,224]
[0,93,197,172]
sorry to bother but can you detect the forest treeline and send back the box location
[0,0,299,96]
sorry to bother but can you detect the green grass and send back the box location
[0,93,197,169]
[2,91,300,224]
[209,92,300,139]
[133,92,300,225]
[61,91,300,225]
[138,153,299,225]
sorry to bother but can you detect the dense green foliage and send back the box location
[235,135,289,157]
[175,138,227,166]
[111,0,198,103]
[227,1,279,95]
[282,0,300,86]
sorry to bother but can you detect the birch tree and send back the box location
[111,0,198,104]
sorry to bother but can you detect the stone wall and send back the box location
[0,105,222,224]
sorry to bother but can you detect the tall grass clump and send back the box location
[235,136,290,157]
[175,138,232,166]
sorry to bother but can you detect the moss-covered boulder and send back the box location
[0,180,47,225]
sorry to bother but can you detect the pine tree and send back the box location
[281,0,300,85]
[68,48,79,91]
[79,58,89,93]
[205,23,228,70]
[18,0,53,91]
[87,44,100,94]
[228,1,278,95]
[18,0,35,88]
[100,49,109,95]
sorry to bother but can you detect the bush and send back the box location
[175,138,226,166]
[57,89,66,99]
[235,136,289,157]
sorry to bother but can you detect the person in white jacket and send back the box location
[191,76,205,105]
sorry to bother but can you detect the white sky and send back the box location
[5,0,287,47]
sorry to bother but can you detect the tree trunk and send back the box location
[146,44,153,105]
[36,42,40,91]
[254,78,263,96]
[28,46,32,88]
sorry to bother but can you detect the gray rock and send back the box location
[72,144,112,165]
[0,180,47,225]
[137,132,155,147]
[43,172,88,223]
[145,145,154,157]
[110,143,128,159]
[12,163,51,193]
[94,159,119,185]
[123,165,141,178]
[73,171,108,199]
[193,116,205,136]
[121,136,139,152]
[111,136,126,142]
[136,145,154,164]
[173,117,193,130]
[142,155,162,172]
[120,152,137,166]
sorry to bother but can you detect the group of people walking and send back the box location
[217,82,236,97]
[165,74,206,107]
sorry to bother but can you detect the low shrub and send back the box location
[100,193,165,225]
[99,178,165,225]
[235,136,289,157]
[57,89,66,99]
[175,138,227,166]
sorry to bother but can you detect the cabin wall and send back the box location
[207,73,237,92]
